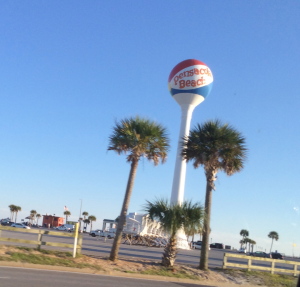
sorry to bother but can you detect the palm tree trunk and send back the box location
[199,169,216,270]
[270,239,274,253]
[110,159,139,261]
[162,234,177,267]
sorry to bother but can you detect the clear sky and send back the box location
[1,1,299,256]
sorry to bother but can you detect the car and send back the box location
[210,243,224,249]
[238,248,247,253]
[89,229,103,237]
[271,252,284,260]
[55,225,70,231]
[191,241,211,250]
[11,223,30,229]
[250,251,272,258]
[192,241,202,249]
[1,221,14,226]
[55,224,74,231]
[102,231,115,239]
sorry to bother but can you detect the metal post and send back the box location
[73,223,79,258]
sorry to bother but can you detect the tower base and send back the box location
[176,229,191,250]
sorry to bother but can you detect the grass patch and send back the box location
[0,247,102,271]
[141,267,199,280]
[218,268,298,287]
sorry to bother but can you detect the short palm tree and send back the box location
[64,210,71,223]
[82,211,89,231]
[108,116,169,261]
[83,219,90,231]
[144,199,204,267]
[240,229,249,248]
[268,231,279,253]
[8,204,16,221]
[182,119,247,270]
[30,210,37,224]
[82,211,88,220]
[88,215,97,231]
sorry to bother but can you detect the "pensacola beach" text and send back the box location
[173,67,212,89]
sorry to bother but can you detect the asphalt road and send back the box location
[0,266,216,287]
[1,228,300,272]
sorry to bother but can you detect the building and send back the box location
[103,212,165,237]
[42,215,64,228]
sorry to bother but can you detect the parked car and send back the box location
[11,223,30,229]
[238,248,247,253]
[55,224,74,231]
[250,251,272,258]
[89,229,115,239]
[89,229,103,237]
[102,231,116,239]
[271,252,284,260]
[192,241,202,249]
[1,221,14,226]
[210,243,224,249]
[192,241,211,250]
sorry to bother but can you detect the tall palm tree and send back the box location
[240,229,249,248]
[182,119,247,270]
[144,199,204,267]
[88,215,97,232]
[108,116,169,261]
[64,210,71,223]
[14,206,22,222]
[268,231,279,253]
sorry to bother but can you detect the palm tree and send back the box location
[144,199,204,267]
[8,204,16,221]
[14,206,22,222]
[82,211,88,220]
[185,224,204,243]
[30,210,37,225]
[268,231,279,253]
[182,119,247,270]
[83,219,90,231]
[64,210,71,223]
[82,211,88,231]
[243,237,251,253]
[240,229,249,248]
[108,116,169,261]
[88,215,97,231]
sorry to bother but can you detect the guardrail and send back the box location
[0,223,82,258]
[223,252,300,276]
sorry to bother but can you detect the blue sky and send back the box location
[1,1,299,255]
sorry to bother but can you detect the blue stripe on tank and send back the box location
[170,83,213,98]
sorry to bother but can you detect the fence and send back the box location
[0,224,82,258]
[223,252,300,276]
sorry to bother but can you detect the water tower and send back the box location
[168,59,213,247]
